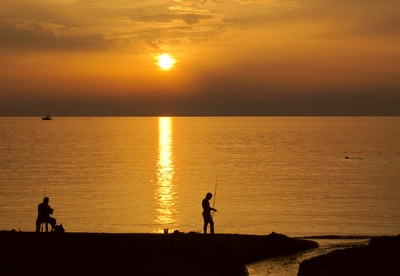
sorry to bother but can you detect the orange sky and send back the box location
[1,0,399,116]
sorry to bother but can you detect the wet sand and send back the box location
[0,231,317,275]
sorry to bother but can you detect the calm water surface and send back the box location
[1,117,399,236]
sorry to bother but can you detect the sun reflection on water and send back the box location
[155,117,176,232]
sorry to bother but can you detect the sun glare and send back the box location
[157,54,174,70]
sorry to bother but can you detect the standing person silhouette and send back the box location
[202,192,217,234]
[36,197,56,232]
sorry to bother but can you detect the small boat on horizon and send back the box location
[42,114,52,120]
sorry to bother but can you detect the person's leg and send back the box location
[210,219,214,234]
[35,219,41,232]
[202,213,208,234]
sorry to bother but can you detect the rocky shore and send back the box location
[298,235,400,275]
[0,231,317,275]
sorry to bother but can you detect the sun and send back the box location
[157,54,174,70]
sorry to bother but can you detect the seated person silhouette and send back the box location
[36,197,56,232]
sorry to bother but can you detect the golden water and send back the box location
[1,117,399,236]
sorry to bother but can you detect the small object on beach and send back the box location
[164,228,169,234]
[54,224,65,233]
[42,114,52,120]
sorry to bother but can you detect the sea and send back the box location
[1,117,399,274]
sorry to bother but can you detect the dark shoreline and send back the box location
[298,234,400,276]
[1,231,317,275]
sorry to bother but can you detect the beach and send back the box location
[1,231,317,275]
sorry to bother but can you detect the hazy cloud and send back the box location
[132,13,213,25]
[0,19,111,51]
[3,0,398,53]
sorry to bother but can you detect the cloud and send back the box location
[0,0,221,53]
[2,0,399,52]
[132,13,214,25]
[316,11,400,41]
[0,19,111,51]
[221,1,400,27]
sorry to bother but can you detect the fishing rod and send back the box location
[212,174,218,219]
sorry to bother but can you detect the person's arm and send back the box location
[204,200,217,212]
[46,205,54,215]
[208,200,217,212]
